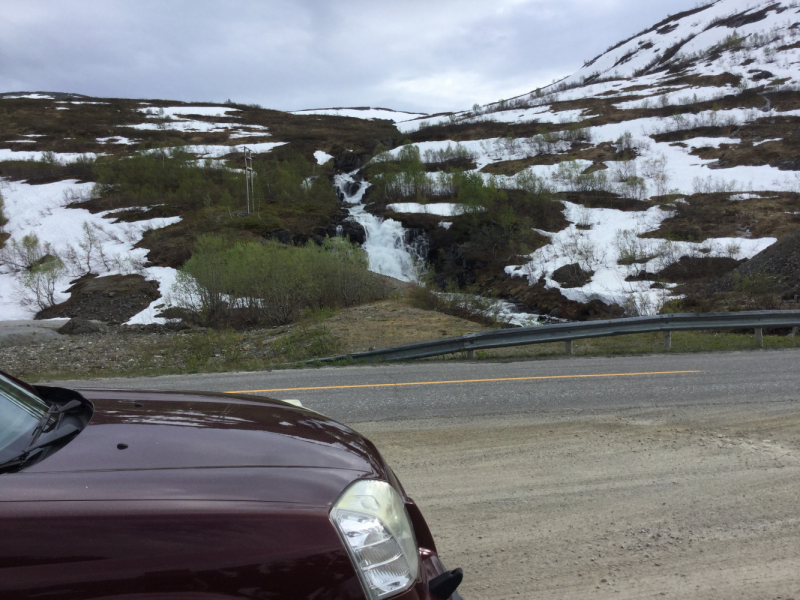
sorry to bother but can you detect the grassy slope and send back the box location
[3,294,797,382]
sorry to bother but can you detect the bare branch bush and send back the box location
[641,154,670,197]
[620,286,669,317]
[555,228,605,273]
[17,256,66,311]
[422,143,477,164]
[61,186,94,207]
[692,175,740,195]
[610,160,648,200]
[552,160,611,194]
[513,170,551,195]
[0,233,56,272]
[61,221,115,276]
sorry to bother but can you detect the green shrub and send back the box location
[93,147,242,210]
[172,235,388,327]
[0,233,56,271]
[422,143,476,164]
[731,272,782,310]
[92,147,336,215]
[0,154,95,185]
[19,255,65,311]
[457,171,505,223]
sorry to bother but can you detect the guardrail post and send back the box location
[792,327,798,346]
[755,327,764,348]
[466,349,475,360]
[663,331,672,351]
[565,339,573,355]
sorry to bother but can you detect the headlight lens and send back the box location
[331,479,419,600]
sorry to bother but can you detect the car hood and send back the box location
[4,389,387,506]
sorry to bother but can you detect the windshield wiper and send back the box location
[27,423,81,453]
[27,399,83,446]
[0,400,85,474]
[0,422,82,474]
[0,447,44,473]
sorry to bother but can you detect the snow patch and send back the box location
[292,107,427,123]
[505,201,776,314]
[138,106,241,118]
[314,150,334,165]
[387,203,466,217]
[0,149,103,163]
[4,93,56,100]
[97,136,136,145]
[184,142,287,158]
[0,179,181,322]
[124,267,179,325]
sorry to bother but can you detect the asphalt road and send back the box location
[50,349,800,422]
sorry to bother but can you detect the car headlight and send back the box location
[330,479,419,600]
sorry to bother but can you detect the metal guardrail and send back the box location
[311,310,800,363]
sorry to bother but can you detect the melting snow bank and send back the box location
[506,201,776,314]
[435,292,554,328]
[0,178,181,323]
[184,142,286,158]
[0,149,103,162]
[335,173,421,281]
[386,202,466,217]
[314,150,333,165]
[137,106,241,118]
[124,267,179,325]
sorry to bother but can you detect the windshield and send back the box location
[0,374,49,461]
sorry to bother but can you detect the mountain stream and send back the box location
[333,173,545,327]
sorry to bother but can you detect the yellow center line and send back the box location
[225,370,702,394]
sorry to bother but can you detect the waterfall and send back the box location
[333,172,547,326]
[334,173,422,282]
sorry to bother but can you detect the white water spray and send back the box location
[335,173,419,281]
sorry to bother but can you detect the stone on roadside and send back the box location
[58,318,109,336]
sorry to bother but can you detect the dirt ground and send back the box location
[354,401,800,600]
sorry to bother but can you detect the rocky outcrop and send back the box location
[58,318,108,335]
[37,274,160,323]
[657,256,743,283]
[716,226,800,297]
[551,264,594,288]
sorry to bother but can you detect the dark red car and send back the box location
[0,371,463,600]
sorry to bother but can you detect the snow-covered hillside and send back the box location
[565,0,798,87]
[0,100,307,323]
[401,0,800,131]
[382,0,800,314]
[0,177,181,322]
[2,0,799,325]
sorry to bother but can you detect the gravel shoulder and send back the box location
[354,401,800,600]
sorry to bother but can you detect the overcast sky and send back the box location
[1,0,702,114]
